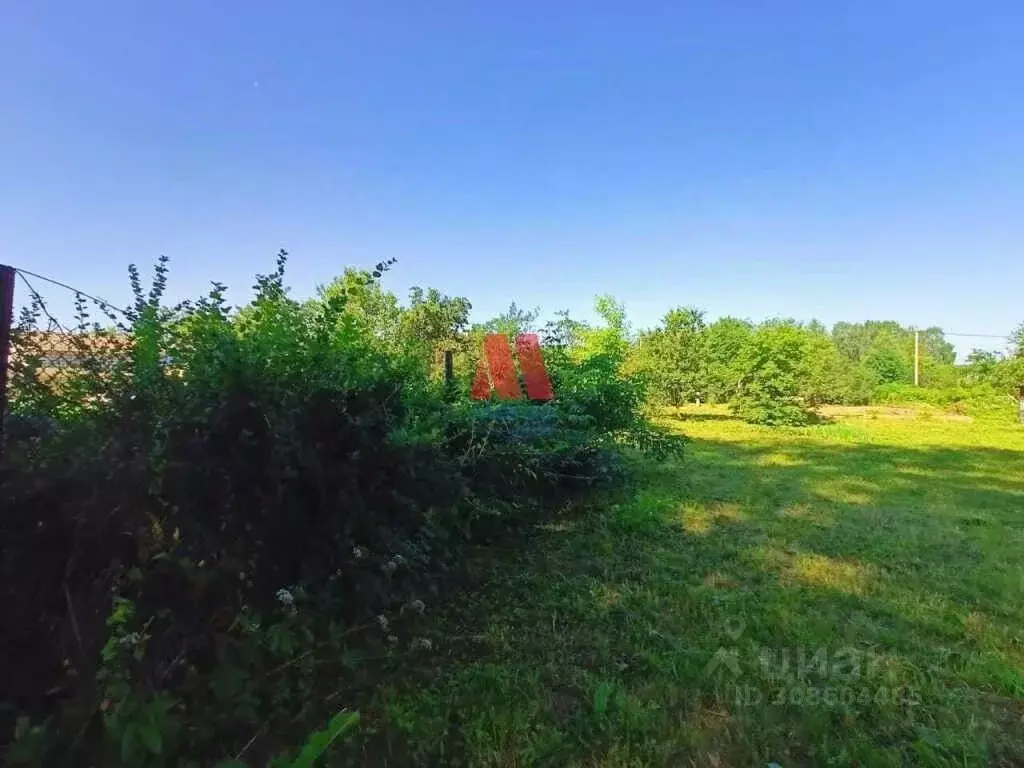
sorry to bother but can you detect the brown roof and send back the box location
[13,330,130,356]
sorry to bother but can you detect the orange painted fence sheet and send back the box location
[470,358,491,400]
[515,333,554,401]
[471,333,554,401]
[483,333,523,400]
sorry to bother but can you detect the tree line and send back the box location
[627,309,1024,424]
[315,271,1024,426]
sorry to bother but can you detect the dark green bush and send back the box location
[1,254,669,766]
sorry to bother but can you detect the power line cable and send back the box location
[942,332,1012,340]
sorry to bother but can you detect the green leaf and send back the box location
[120,723,139,764]
[593,681,615,715]
[139,718,163,755]
[289,710,360,767]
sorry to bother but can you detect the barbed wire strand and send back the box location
[16,271,73,335]
[12,266,129,316]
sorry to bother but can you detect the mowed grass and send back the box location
[345,408,1024,767]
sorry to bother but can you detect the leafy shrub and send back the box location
[444,402,626,531]
[1,254,665,766]
[731,322,816,426]
[3,255,461,764]
[703,317,754,403]
[628,307,707,406]
[542,304,684,458]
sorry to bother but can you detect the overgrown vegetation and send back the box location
[3,254,1022,765]
[0,253,678,766]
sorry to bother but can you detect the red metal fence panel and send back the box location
[515,333,554,401]
[483,333,522,400]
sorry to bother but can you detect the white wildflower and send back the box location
[377,614,390,631]
[408,599,426,615]
[386,635,399,647]
[352,546,367,560]
[275,588,295,606]
[410,637,433,651]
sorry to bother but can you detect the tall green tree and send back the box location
[402,288,472,351]
[484,302,540,339]
[833,321,911,385]
[579,295,631,360]
[540,310,587,350]
[704,317,754,403]
[919,327,956,366]
[830,320,956,390]
[317,268,403,347]
[630,307,707,406]
[1011,322,1024,358]
[401,287,473,381]
[963,349,1001,384]
[732,321,821,425]
[799,321,851,405]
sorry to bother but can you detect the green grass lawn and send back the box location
[346,408,1024,767]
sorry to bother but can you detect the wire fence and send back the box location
[0,264,133,447]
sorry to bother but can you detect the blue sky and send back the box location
[3,1,1022,358]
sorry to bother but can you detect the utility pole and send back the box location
[914,330,920,387]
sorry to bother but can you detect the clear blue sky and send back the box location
[3,1,1022,358]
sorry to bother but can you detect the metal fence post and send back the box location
[0,264,15,455]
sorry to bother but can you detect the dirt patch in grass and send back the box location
[817,404,975,423]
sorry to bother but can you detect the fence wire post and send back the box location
[0,264,15,456]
